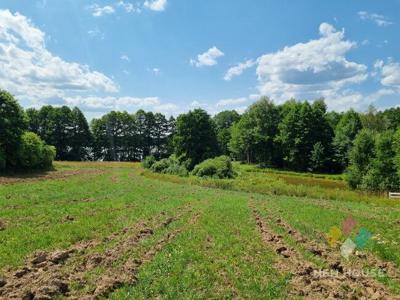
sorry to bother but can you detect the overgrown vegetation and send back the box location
[0,90,55,172]
[192,155,235,179]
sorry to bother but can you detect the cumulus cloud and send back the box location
[255,23,367,107]
[358,11,393,27]
[117,1,141,13]
[0,9,118,104]
[63,95,179,114]
[190,47,224,67]
[374,59,400,87]
[88,28,105,40]
[90,4,115,17]
[144,0,167,11]
[216,97,248,107]
[152,68,160,75]
[120,54,130,62]
[224,60,255,81]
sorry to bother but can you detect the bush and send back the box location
[192,155,235,179]
[17,132,56,169]
[151,158,170,173]
[142,155,156,169]
[41,145,56,168]
[150,155,189,176]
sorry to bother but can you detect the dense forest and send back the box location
[1,89,400,191]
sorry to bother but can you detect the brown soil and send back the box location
[0,205,196,299]
[251,207,399,299]
[0,169,103,185]
[268,207,400,282]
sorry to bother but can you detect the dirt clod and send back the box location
[50,250,73,264]
[31,251,48,265]
[0,220,6,231]
[0,278,6,288]
[64,215,75,222]
[14,267,31,278]
[330,261,344,273]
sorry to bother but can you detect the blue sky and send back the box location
[0,0,399,119]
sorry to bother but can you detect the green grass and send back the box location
[0,161,399,298]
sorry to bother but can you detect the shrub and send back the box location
[17,132,56,169]
[150,155,189,176]
[151,158,170,173]
[142,155,156,169]
[192,155,235,179]
[41,145,56,169]
[18,132,44,168]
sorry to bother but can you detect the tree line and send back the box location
[2,88,400,191]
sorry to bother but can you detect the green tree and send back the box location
[0,90,26,170]
[361,131,399,191]
[332,109,362,171]
[360,105,386,132]
[173,109,219,169]
[213,110,240,155]
[68,107,93,161]
[230,98,280,166]
[347,129,376,189]
[381,107,400,130]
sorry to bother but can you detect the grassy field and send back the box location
[0,162,399,299]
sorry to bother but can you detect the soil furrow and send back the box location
[251,207,399,299]
[0,205,192,300]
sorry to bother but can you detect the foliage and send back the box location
[347,129,376,189]
[347,129,400,191]
[0,149,5,171]
[17,132,56,169]
[276,99,333,171]
[150,155,188,176]
[173,109,219,170]
[27,106,92,161]
[91,110,173,161]
[142,155,157,169]
[0,90,26,169]
[332,109,362,171]
[192,155,235,179]
[213,110,240,155]
[230,97,280,166]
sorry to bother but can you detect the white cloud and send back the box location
[120,54,130,62]
[152,68,160,75]
[255,23,367,108]
[358,11,393,27]
[0,9,118,104]
[224,60,255,81]
[64,95,159,110]
[63,95,179,115]
[190,46,224,67]
[361,39,369,46]
[90,4,115,17]
[216,97,248,107]
[88,28,105,40]
[374,59,400,87]
[117,1,141,13]
[144,0,167,11]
